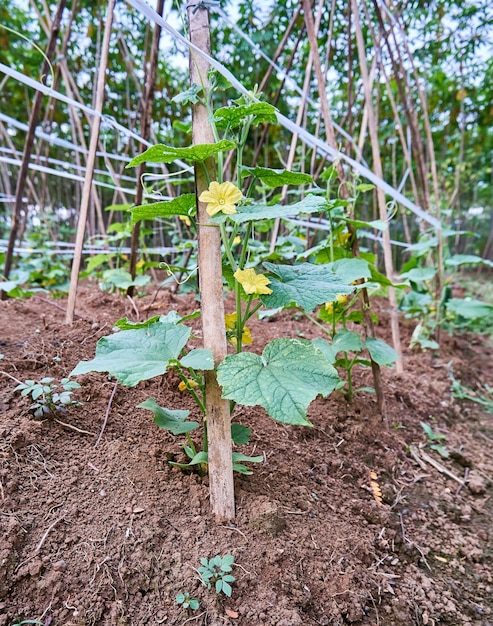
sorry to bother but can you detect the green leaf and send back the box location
[231,423,251,444]
[446,298,493,319]
[85,253,114,272]
[210,194,326,224]
[70,322,191,387]
[312,331,363,363]
[186,451,209,466]
[127,140,236,168]
[242,166,313,188]
[171,82,202,104]
[398,267,437,282]
[104,203,133,212]
[138,398,199,434]
[330,258,371,284]
[345,217,388,231]
[261,262,354,312]
[130,194,196,225]
[232,452,263,474]
[114,316,160,330]
[217,338,341,426]
[364,337,398,365]
[445,254,493,268]
[421,421,446,441]
[179,348,214,370]
[213,102,278,128]
[355,183,375,193]
[100,268,150,291]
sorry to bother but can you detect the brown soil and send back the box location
[1,286,492,626]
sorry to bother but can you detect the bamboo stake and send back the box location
[352,0,403,372]
[2,0,67,291]
[187,3,235,521]
[387,0,443,340]
[302,0,388,416]
[128,0,165,297]
[65,0,116,324]
[269,0,324,254]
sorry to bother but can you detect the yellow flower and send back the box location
[198,181,242,217]
[336,231,351,246]
[178,379,198,392]
[233,236,241,245]
[234,268,272,295]
[179,214,191,227]
[224,312,253,346]
[324,294,348,314]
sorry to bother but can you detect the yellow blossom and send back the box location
[234,268,272,295]
[178,379,198,392]
[325,294,348,314]
[198,181,242,217]
[224,312,253,346]
[179,214,192,227]
[336,231,351,246]
[233,236,241,245]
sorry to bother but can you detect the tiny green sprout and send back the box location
[420,421,449,458]
[198,554,236,597]
[175,592,199,610]
[14,377,81,418]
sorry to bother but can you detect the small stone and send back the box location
[53,560,67,572]
[468,472,487,495]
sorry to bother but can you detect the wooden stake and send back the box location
[65,0,116,324]
[187,4,235,521]
[128,0,165,297]
[302,0,388,416]
[352,0,403,373]
[2,0,67,293]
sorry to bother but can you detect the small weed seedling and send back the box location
[175,592,199,611]
[14,377,80,418]
[198,555,235,597]
[420,421,449,458]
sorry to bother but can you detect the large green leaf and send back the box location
[261,262,354,312]
[312,330,363,363]
[446,298,493,319]
[127,140,236,168]
[330,258,371,284]
[130,194,196,224]
[242,166,313,188]
[398,267,437,282]
[70,322,191,387]
[445,254,493,268]
[179,349,214,370]
[210,194,326,224]
[217,339,341,426]
[213,102,278,128]
[345,217,388,231]
[138,398,199,434]
[365,338,398,365]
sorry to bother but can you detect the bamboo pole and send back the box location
[187,3,235,521]
[65,0,116,324]
[269,0,324,254]
[301,0,388,416]
[128,0,165,297]
[352,0,403,373]
[2,0,67,291]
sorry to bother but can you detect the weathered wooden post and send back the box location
[187,2,235,520]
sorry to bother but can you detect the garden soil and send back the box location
[1,286,492,626]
